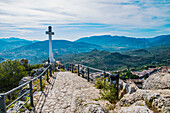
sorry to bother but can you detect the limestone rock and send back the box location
[115,89,170,113]
[117,100,153,113]
[7,101,30,113]
[143,72,170,90]
[19,76,32,85]
[118,106,153,113]
[118,80,138,99]
[33,68,45,76]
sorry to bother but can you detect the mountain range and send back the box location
[75,35,170,50]
[0,37,37,51]
[0,35,169,64]
[60,45,170,71]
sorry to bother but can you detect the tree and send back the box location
[0,60,27,92]
[20,59,28,67]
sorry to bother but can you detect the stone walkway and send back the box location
[32,72,107,113]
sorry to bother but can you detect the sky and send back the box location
[0,0,169,41]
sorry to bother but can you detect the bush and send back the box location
[95,77,117,104]
[0,60,27,92]
[95,78,104,89]
[100,83,116,104]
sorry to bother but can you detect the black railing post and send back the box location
[72,64,74,73]
[29,81,34,107]
[116,73,119,99]
[108,74,110,84]
[53,63,55,74]
[40,76,43,91]
[50,65,52,77]
[78,64,80,76]
[69,64,71,71]
[47,69,49,82]
[87,68,90,82]
[103,71,106,87]
[0,94,6,112]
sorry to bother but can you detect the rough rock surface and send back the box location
[33,72,107,113]
[19,76,32,100]
[19,76,32,85]
[143,72,170,90]
[33,68,45,76]
[7,101,30,113]
[119,80,138,99]
[114,89,170,113]
[118,100,153,113]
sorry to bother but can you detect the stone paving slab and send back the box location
[32,72,106,113]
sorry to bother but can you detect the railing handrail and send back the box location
[68,63,119,100]
[80,64,104,72]
[71,63,113,75]
[4,65,51,96]
[67,63,119,100]
[0,64,53,113]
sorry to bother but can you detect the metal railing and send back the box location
[0,64,53,113]
[66,63,120,99]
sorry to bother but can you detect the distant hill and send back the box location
[60,49,150,71]
[0,37,37,52]
[0,57,5,62]
[0,40,103,64]
[1,35,169,65]
[148,35,170,46]
[123,45,170,66]
[75,35,170,50]
[60,45,170,71]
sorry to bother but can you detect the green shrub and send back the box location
[0,59,27,92]
[60,69,65,72]
[95,78,104,89]
[93,98,100,101]
[25,103,32,110]
[95,77,117,104]
[100,83,116,104]
[145,99,152,108]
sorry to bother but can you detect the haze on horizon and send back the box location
[0,0,169,41]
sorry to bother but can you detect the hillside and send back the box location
[0,40,103,64]
[0,57,4,62]
[1,35,169,65]
[0,37,37,52]
[60,45,170,71]
[60,49,151,71]
[124,45,170,65]
[75,35,170,50]
[147,35,170,46]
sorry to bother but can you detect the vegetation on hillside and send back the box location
[60,45,169,71]
[75,35,170,49]
[95,78,117,104]
[0,59,43,93]
[0,35,169,65]
[0,60,27,92]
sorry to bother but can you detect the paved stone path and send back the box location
[32,72,106,113]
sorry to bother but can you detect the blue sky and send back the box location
[0,0,169,41]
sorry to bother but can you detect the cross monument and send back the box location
[46,26,55,63]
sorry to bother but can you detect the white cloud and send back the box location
[0,0,169,40]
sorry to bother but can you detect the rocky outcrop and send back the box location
[114,89,170,113]
[19,76,32,85]
[143,72,170,90]
[19,76,32,100]
[118,100,153,113]
[119,80,138,99]
[33,68,45,76]
[7,101,30,113]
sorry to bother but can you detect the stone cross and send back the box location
[46,26,55,63]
